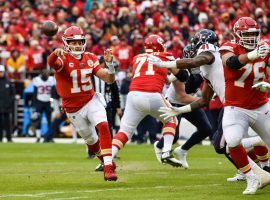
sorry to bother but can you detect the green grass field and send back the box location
[0,143,269,200]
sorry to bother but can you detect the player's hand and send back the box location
[104,48,113,63]
[148,54,164,68]
[257,43,270,58]
[116,108,123,117]
[54,48,66,59]
[252,81,270,93]
[158,106,181,122]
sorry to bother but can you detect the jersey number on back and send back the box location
[70,69,92,93]
[234,62,265,88]
[134,56,155,78]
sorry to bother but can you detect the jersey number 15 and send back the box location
[70,69,92,93]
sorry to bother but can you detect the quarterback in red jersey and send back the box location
[219,17,270,194]
[47,26,117,181]
[111,35,188,167]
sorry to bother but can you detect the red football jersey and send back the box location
[26,48,46,70]
[129,52,174,93]
[48,52,101,113]
[220,42,270,109]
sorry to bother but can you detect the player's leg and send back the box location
[174,108,213,169]
[150,94,181,167]
[223,106,259,195]
[242,136,269,169]
[154,114,181,163]
[112,92,146,158]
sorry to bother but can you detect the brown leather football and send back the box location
[41,20,58,37]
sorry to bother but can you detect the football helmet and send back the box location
[144,34,165,53]
[62,26,86,56]
[183,43,196,58]
[233,17,260,50]
[192,29,219,50]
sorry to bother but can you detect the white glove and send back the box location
[247,43,270,60]
[158,106,182,122]
[148,54,164,67]
[147,54,177,68]
[105,61,115,74]
[252,81,270,93]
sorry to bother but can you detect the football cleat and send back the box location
[95,162,104,172]
[104,164,117,181]
[161,151,182,167]
[252,164,270,189]
[227,170,246,182]
[243,174,260,195]
[174,146,189,169]
[153,141,162,163]
[95,161,116,172]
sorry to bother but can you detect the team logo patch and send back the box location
[69,62,74,68]
[87,60,94,67]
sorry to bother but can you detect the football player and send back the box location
[32,68,55,142]
[111,34,188,167]
[154,44,213,169]
[149,28,270,194]
[47,26,117,181]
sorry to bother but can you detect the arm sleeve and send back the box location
[47,52,64,72]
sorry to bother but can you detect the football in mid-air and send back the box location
[41,20,58,37]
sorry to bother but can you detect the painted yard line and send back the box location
[0,184,222,198]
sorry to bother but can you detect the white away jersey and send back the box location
[197,43,225,102]
[32,76,55,102]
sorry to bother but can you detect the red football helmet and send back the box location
[233,17,260,50]
[144,34,165,53]
[62,26,86,56]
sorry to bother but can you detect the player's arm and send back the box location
[47,48,65,72]
[95,49,115,84]
[172,81,199,104]
[148,52,214,70]
[159,83,214,120]
[221,43,270,70]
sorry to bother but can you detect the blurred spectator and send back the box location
[113,35,133,71]
[26,40,47,78]
[0,65,15,142]
[6,49,26,80]
[132,34,144,56]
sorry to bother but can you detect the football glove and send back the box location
[247,43,270,60]
[147,54,177,68]
[158,106,182,122]
[252,81,270,93]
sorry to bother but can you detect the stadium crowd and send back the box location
[0,0,270,142]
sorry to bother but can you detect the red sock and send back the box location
[96,122,112,157]
[87,140,103,161]
[229,144,251,174]
[254,146,269,162]
[247,150,259,163]
[162,122,176,137]
[112,131,129,150]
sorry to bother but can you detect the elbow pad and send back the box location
[175,69,190,82]
[226,55,245,70]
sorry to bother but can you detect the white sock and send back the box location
[162,134,174,153]
[103,156,112,166]
[248,156,258,169]
[112,145,119,159]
